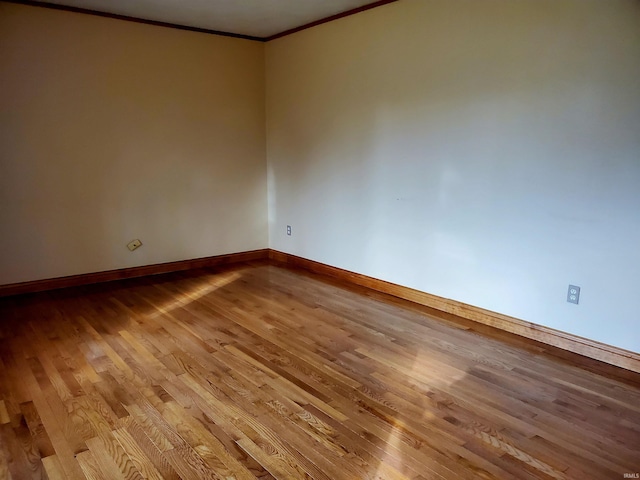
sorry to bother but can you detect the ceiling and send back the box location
[34,0,389,39]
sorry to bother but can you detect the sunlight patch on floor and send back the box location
[372,349,464,480]
[148,271,241,318]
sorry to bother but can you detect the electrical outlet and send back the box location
[286,225,292,236]
[127,239,142,251]
[567,285,580,305]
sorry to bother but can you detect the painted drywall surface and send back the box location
[0,3,267,284]
[266,0,640,352]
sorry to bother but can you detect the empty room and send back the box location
[1,0,639,478]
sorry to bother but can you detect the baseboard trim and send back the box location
[268,250,640,374]
[0,249,269,297]
[2,247,637,373]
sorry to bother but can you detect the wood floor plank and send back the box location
[111,426,164,480]
[1,263,639,479]
[0,401,9,426]
[76,449,108,480]
[84,436,132,480]
[19,401,55,459]
[41,455,67,480]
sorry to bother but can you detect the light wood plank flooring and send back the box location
[0,262,639,479]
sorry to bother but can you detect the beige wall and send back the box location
[0,3,267,284]
[266,0,640,352]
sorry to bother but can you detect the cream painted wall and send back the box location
[266,0,640,352]
[0,3,267,284]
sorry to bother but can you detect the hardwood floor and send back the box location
[0,262,638,479]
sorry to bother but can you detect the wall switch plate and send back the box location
[127,239,142,251]
[286,225,291,236]
[567,285,580,304]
